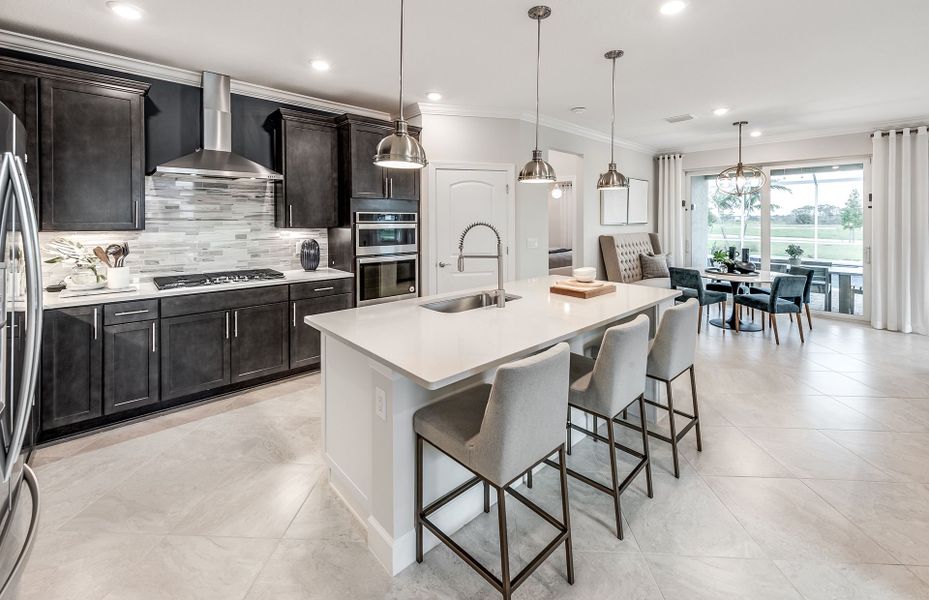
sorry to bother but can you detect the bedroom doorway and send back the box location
[548,180,576,275]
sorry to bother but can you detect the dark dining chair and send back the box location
[734,275,807,345]
[669,267,726,334]
[749,266,814,330]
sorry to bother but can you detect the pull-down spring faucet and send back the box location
[457,222,506,307]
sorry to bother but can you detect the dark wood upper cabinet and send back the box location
[40,74,148,230]
[41,306,103,430]
[0,64,39,196]
[336,114,421,205]
[273,109,339,228]
[103,319,160,415]
[231,302,289,383]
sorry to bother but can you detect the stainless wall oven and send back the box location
[354,211,417,256]
[356,254,418,306]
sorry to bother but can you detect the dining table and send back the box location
[701,269,778,331]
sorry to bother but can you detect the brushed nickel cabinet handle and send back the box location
[313,286,334,292]
[114,309,149,317]
[292,302,297,327]
[93,308,98,340]
[151,322,156,352]
[225,311,230,339]
[289,205,293,226]
[234,310,238,338]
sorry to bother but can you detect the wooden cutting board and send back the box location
[550,279,617,299]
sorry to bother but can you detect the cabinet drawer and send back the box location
[290,278,353,300]
[104,299,159,325]
[161,285,288,318]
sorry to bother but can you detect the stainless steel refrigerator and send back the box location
[0,101,43,599]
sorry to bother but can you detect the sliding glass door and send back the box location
[686,160,869,318]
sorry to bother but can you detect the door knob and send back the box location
[438,261,449,268]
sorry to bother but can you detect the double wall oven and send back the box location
[354,212,418,306]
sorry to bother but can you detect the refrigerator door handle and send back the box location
[1,153,43,482]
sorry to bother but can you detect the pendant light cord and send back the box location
[610,56,616,164]
[737,121,743,164]
[398,0,405,121]
[534,14,541,151]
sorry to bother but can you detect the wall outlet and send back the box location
[527,237,539,249]
[375,387,387,421]
[294,240,303,256]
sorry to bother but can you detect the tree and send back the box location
[792,205,814,225]
[841,189,863,240]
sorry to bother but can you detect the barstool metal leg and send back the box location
[497,487,512,599]
[606,419,624,540]
[666,381,681,478]
[557,445,575,585]
[638,393,654,498]
[690,366,703,452]
[526,469,533,489]
[483,481,490,513]
[415,434,424,563]
[566,408,572,456]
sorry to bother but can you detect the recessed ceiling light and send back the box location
[570,106,587,114]
[426,92,442,102]
[713,107,730,116]
[660,1,687,16]
[750,130,762,137]
[106,1,143,19]
[309,59,330,72]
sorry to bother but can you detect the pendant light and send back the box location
[597,50,628,191]
[716,121,765,196]
[518,5,556,184]
[374,0,427,169]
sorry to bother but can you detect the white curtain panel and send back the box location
[657,154,685,264]
[871,127,929,335]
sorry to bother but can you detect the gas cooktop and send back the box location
[153,268,286,290]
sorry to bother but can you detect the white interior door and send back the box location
[434,168,510,294]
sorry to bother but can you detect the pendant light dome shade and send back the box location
[597,50,628,191]
[374,120,427,169]
[374,0,427,170]
[519,6,556,184]
[717,121,765,196]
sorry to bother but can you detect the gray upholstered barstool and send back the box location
[414,343,574,600]
[554,315,652,540]
[617,298,701,478]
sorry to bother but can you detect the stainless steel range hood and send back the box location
[155,72,282,180]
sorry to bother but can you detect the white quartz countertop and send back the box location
[43,268,353,310]
[306,276,680,390]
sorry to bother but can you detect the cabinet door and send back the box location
[231,302,289,383]
[349,125,390,199]
[0,69,39,196]
[41,306,102,430]
[281,119,338,228]
[39,77,144,230]
[161,310,230,400]
[388,168,420,201]
[103,320,159,414]
[290,293,353,370]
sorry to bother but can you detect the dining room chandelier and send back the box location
[716,121,765,196]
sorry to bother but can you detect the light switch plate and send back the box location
[294,241,303,256]
[527,238,539,249]
[375,387,387,421]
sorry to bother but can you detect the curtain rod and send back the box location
[871,127,928,137]
[654,154,683,159]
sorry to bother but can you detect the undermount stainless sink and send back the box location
[420,291,521,314]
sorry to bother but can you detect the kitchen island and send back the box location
[306,276,680,575]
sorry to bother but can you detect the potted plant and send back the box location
[785,244,804,266]
[712,248,736,273]
[43,237,105,288]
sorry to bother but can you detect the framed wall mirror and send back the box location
[627,178,649,224]
[600,178,648,225]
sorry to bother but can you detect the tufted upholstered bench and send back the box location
[599,233,671,288]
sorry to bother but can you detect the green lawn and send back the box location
[712,223,862,242]
[707,222,864,262]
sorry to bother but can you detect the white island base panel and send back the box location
[320,307,668,576]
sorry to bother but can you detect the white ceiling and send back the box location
[2,0,928,152]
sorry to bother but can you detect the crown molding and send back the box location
[412,102,658,155]
[0,28,390,120]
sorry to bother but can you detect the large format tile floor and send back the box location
[21,316,929,599]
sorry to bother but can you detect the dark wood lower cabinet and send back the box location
[41,306,102,430]
[231,302,289,383]
[161,309,231,401]
[291,293,352,369]
[103,320,160,414]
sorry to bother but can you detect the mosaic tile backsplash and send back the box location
[39,176,328,284]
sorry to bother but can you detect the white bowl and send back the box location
[572,267,596,282]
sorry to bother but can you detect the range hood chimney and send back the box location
[155,72,282,180]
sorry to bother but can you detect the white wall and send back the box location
[683,132,872,173]
[419,113,657,280]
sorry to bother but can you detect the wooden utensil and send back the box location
[93,246,111,267]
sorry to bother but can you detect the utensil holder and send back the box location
[107,266,131,289]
